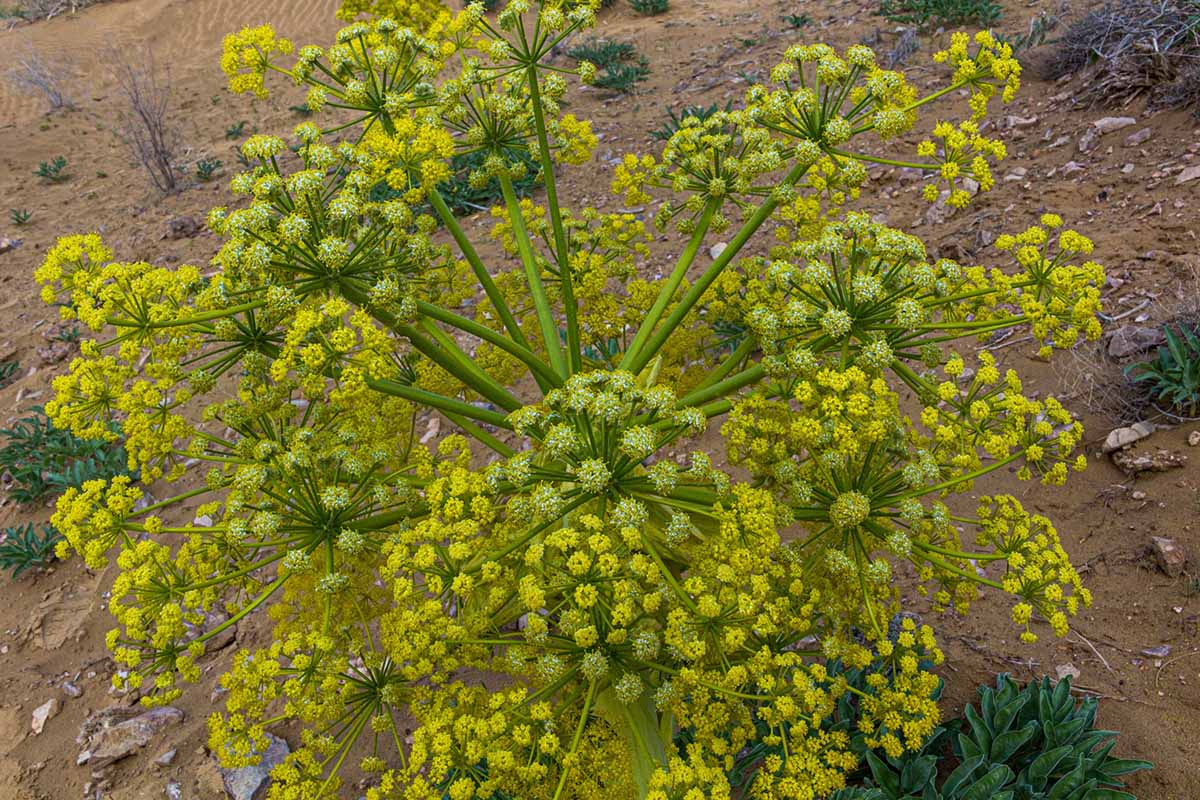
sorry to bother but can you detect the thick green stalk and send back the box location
[525,61,581,374]
[417,318,524,412]
[677,363,765,408]
[627,163,809,374]
[367,377,513,429]
[429,187,530,350]
[415,300,561,388]
[499,172,568,377]
[619,200,717,372]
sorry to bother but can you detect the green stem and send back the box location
[552,680,597,800]
[499,173,567,377]
[366,377,513,429]
[619,200,717,372]
[416,300,561,388]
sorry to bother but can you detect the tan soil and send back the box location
[0,0,1198,798]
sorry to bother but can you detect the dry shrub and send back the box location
[14,0,107,19]
[1049,0,1200,113]
[107,48,180,193]
[5,44,74,111]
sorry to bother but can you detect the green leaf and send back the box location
[941,755,983,798]
[990,720,1038,763]
[961,765,1014,800]
[900,755,937,794]
[1027,744,1073,786]
[1100,758,1153,777]
[866,749,901,798]
[964,703,991,753]
[1082,791,1137,800]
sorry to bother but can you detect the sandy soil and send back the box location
[0,0,1198,798]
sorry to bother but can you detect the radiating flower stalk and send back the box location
[37,2,1104,798]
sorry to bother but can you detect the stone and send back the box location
[1111,447,1187,474]
[1189,430,1200,447]
[1176,165,1200,185]
[30,699,59,735]
[165,781,183,800]
[1061,161,1085,176]
[1151,536,1186,578]
[78,706,185,765]
[1102,421,1155,453]
[1107,325,1164,358]
[183,607,236,654]
[1055,663,1080,681]
[1005,114,1038,128]
[154,748,177,766]
[62,682,82,698]
[218,733,290,800]
[1093,116,1137,134]
[0,238,21,254]
[165,216,201,239]
[1125,127,1153,146]
[708,242,727,260]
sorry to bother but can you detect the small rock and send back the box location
[1111,448,1187,474]
[165,216,201,240]
[1102,421,1155,453]
[1055,663,1081,681]
[218,733,290,800]
[78,706,185,765]
[166,780,183,800]
[1188,430,1200,447]
[184,607,237,654]
[31,698,59,735]
[154,748,177,766]
[1121,163,1135,174]
[1061,160,1085,176]
[1004,167,1028,182]
[708,242,727,260]
[0,238,21,255]
[1141,644,1172,658]
[193,514,214,528]
[1176,165,1200,185]
[1077,128,1098,153]
[62,682,82,698]
[1151,536,1186,577]
[1125,127,1153,146]
[1093,116,1137,135]
[1006,114,1038,128]
[1131,490,1146,500]
[1107,325,1164,358]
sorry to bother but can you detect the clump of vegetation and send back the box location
[5,44,74,112]
[0,407,135,504]
[879,0,1002,29]
[783,11,813,28]
[0,360,19,388]
[568,37,650,93]
[109,48,180,192]
[1049,0,1200,114]
[650,101,732,140]
[997,11,1060,54]
[843,674,1151,799]
[1128,320,1200,418]
[225,120,247,139]
[629,0,667,15]
[10,208,32,226]
[371,148,540,215]
[0,523,62,578]
[36,7,1110,798]
[196,157,223,182]
[34,156,69,182]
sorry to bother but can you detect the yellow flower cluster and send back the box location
[33,0,1107,796]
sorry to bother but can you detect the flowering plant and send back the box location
[37,1,1105,798]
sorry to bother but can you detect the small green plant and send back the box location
[225,120,248,139]
[288,103,314,116]
[846,674,1151,800]
[0,360,19,388]
[650,101,733,140]
[50,324,82,344]
[33,156,69,183]
[0,523,62,578]
[998,11,1059,54]
[0,407,136,504]
[629,0,667,15]
[196,157,223,182]
[782,12,813,28]
[878,0,1002,29]
[567,38,650,93]
[9,208,31,226]
[1127,321,1200,417]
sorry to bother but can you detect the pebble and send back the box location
[1188,430,1200,447]
[166,780,183,800]
[1125,127,1153,146]
[1102,420,1155,453]
[31,698,59,735]
[218,733,290,800]
[708,242,727,260]
[1176,164,1200,185]
[154,748,177,766]
[1151,536,1186,578]
[1093,116,1138,134]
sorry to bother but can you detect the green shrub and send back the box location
[629,0,667,15]
[9,208,31,226]
[196,157,223,182]
[0,523,62,578]
[568,37,650,93]
[1127,321,1200,416]
[0,407,136,504]
[879,0,1002,29]
[34,155,69,182]
[225,120,247,139]
[650,101,732,140]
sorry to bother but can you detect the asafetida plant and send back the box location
[38,0,1106,797]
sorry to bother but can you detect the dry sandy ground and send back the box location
[0,0,1198,798]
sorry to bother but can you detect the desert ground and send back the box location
[0,0,1198,798]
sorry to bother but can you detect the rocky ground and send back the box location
[0,0,1198,798]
